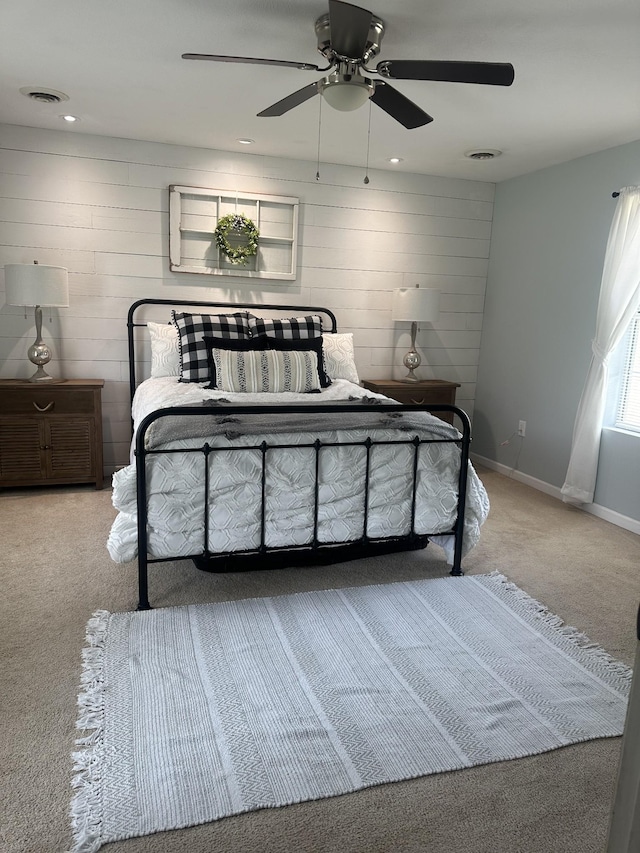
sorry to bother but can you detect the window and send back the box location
[168,186,299,281]
[616,309,640,432]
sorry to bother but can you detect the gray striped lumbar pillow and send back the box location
[210,348,321,393]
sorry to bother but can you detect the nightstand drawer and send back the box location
[385,387,457,406]
[361,379,460,424]
[1,387,97,415]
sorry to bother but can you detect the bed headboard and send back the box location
[127,298,339,403]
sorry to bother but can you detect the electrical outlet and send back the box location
[518,420,526,437]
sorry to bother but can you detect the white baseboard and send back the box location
[471,453,640,536]
[583,502,640,535]
[470,454,563,499]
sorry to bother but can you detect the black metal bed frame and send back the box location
[127,298,471,610]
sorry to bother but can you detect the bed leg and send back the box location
[137,557,152,610]
[449,532,465,576]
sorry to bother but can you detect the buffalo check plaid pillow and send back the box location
[171,310,251,382]
[248,314,323,339]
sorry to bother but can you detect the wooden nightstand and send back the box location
[361,379,460,423]
[0,379,104,489]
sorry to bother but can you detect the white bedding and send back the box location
[107,378,489,565]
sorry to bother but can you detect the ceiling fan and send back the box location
[182,0,514,129]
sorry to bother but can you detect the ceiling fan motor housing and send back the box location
[314,11,385,63]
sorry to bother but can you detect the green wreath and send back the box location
[214,213,260,265]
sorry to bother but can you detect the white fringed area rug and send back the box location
[70,573,631,852]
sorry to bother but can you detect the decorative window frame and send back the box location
[169,185,299,281]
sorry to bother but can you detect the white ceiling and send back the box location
[2,0,639,182]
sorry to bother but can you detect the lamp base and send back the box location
[28,366,56,383]
[400,347,421,383]
[27,306,59,382]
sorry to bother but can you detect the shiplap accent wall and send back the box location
[0,124,494,474]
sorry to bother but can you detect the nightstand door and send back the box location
[0,420,46,481]
[46,418,96,481]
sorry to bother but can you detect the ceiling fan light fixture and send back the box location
[319,73,374,112]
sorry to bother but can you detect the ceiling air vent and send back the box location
[29,92,62,103]
[19,87,70,104]
[465,148,502,160]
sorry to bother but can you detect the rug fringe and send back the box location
[68,609,111,853]
[485,571,633,686]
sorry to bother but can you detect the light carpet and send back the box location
[70,572,632,853]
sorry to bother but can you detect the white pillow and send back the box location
[148,321,180,378]
[322,333,359,384]
[210,348,321,393]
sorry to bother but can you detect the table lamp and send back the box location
[391,285,440,382]
[4,261,69,382]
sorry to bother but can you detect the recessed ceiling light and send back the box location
[61,115,79,122]
[464,149,503,160]
[237,138,255,145]
[387,157,403,164]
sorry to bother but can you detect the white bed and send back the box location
[108,375,489,566]
[109,298,490,608]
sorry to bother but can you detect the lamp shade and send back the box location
[5,263,69,308]
[392,286,440,323]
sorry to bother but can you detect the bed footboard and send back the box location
[133,403,471,610]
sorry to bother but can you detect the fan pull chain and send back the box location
[315,96,322,181]
[363,99,372,185]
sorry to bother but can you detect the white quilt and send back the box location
[107,378,489,565]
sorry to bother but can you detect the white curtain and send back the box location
[562,186,640,505]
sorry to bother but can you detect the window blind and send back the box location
[616,311,640,432]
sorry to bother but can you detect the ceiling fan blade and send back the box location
[329,0,372,58]
[182,53,321,71]
[377,60,515,87]
[257,82,320,117]
[371,82,433,129]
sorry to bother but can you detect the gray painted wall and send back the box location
[473,138,640,522]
